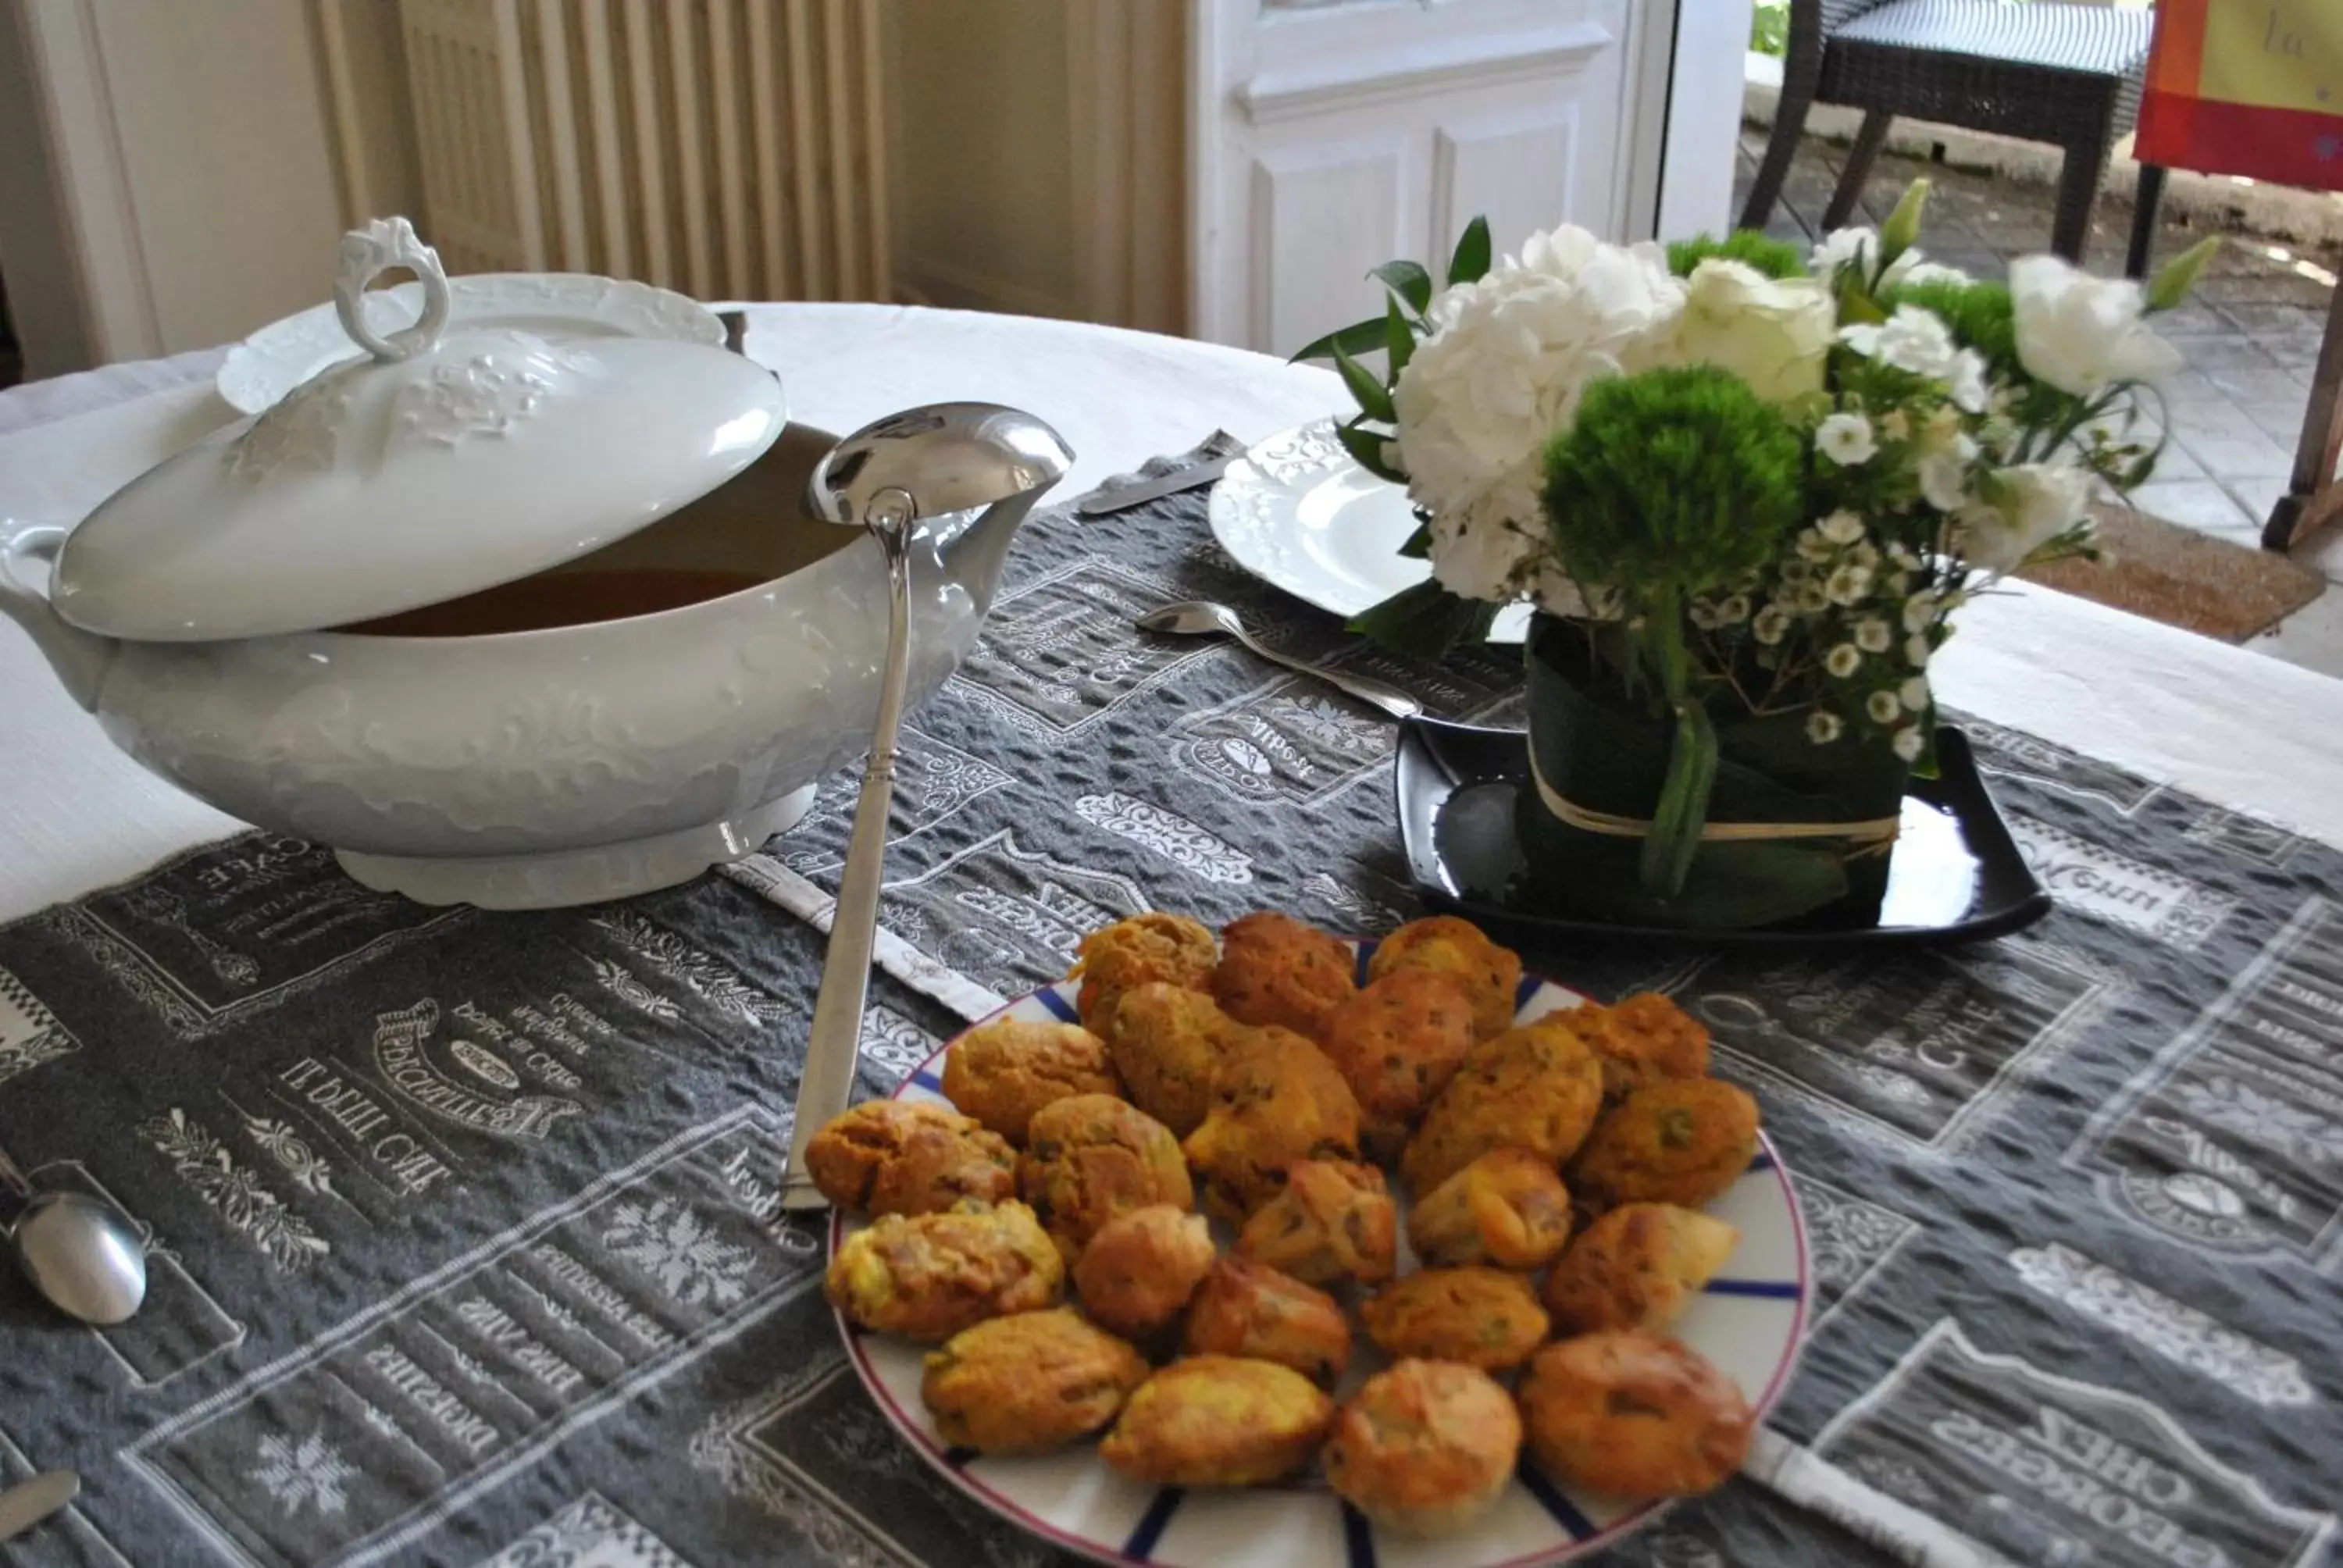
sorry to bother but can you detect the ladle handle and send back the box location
[781,512,917,1208]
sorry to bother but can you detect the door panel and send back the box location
[1190,0,1643,355]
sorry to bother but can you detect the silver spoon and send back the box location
[1136,600,1423,719]
[6,1190,146,1325]
[778,404,1073,1210]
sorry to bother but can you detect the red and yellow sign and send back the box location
[2136,1,2343,191]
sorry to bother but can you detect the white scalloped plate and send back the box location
[215,274,729,415]
[1207,420,1531,644]
[831,949,1811,1568]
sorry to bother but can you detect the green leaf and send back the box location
[1384,295,1417,382]
[2146,236,2220,312]
[1640,700,1720,897]
[1370,260,1433,315]
[1836,281,1888,326]
[1396,522,1432,560]
[1877,180,1931,273]
[1331,340,1396,423]
[1332,420,1404,483]
[1446,216,1492,287]
[1289,317,1388,365]
[1347,578,1497,659]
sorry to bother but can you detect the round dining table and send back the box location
[4,306,2343,1568]
[5,304,2341,921]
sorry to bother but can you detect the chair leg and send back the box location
[1740,84,1817,231]
[2125,164,2167,280]
[2051,136,2113,265]
[1822,112,1892,233]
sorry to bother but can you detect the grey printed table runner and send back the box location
[2,477,2338,1568]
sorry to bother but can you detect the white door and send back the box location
[1187,0,1663,355]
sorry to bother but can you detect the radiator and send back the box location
[392,0,890,301]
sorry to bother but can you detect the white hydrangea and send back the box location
[1393,225,1685,600]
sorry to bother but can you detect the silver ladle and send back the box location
[4,1185,147,1325]
[778,403,1073,1210]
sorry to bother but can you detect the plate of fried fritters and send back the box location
[815,911,1808,1568]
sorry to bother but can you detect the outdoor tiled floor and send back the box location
[1734,128,2343,677]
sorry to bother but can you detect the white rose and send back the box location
[1956,461,2095,573]
[2009,254,2184,397]
[1669,259,1835,404]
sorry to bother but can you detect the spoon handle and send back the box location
[1229,625,1423,720]
[780,516,916,1209]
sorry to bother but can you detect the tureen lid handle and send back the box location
[331,217,451,364]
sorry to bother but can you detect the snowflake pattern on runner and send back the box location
[601,1197,754,1306]
[590,957,682,1020]
[248,1430,357,1519]
[592,912,787,1026]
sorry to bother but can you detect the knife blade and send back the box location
[0,1471,79,1541]
[1074,453,1239,516]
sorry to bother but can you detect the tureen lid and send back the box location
[52,218,786,641]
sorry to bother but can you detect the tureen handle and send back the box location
[332,217,451,364]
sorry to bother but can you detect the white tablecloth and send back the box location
[4,302,2341,919]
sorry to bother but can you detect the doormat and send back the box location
[2020,501,2324,643]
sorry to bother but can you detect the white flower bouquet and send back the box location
[1305,182,2213,928]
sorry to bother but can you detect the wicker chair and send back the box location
[1741,0,2166,276]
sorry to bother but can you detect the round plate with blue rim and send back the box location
[830,943,1811,1568]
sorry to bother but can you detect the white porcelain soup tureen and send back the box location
[0,219,1072,908]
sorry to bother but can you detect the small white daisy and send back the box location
[1819,510,1867,546]
[1849,541,1881,569]
[1903,593,1939,634]
[1881,410,1912,441]
[1689,600,1721,630]
[1867,690,1903,725]
[1780,559,1813,584]
[1826,564,1874,606]
[1825,643,1863,678]
[1892,725,1925,762]
[1753,605,1792,645]
[1717,594,1752,625]
[1900,675,1931,711]
[1798,529,1837,563]
[1919,453,1969,513]
[1906,633,1932,666]
[1807,710,1845,744]
[1855,618,1893,653]
[1798,582,1832,614]
[1817,412,1878,467]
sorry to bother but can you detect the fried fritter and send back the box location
[1318,968,1480,1157]
[1100,1355,1335,1486]
[1325,1360,1523,1536]
[1233,1158,1397,1287]
[920,1308,1150,1454]
[1366,916,1522,1040]
[826,1200,1063,1341]
[1571,1079,1760,1213]
[1182,1026,1362,1222]
[1400,1020,1604,1195]
[940,1018,1121,1146]
[1575,992,1711,1102]
[1517,1332,1754,1499]
[1407,1147,1574,1270]
[1073,1203,1218,1341]
[1182,1256,1352,1386]
[802,1099,1016,1217]
[1019,1093,1193,1260]
[1542,1203,1740,1335]
[1070,913,1218,1032]
[1359,1267,1550,1373]
[1097,982,1248,1137]
[1210,911,1357,1044]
